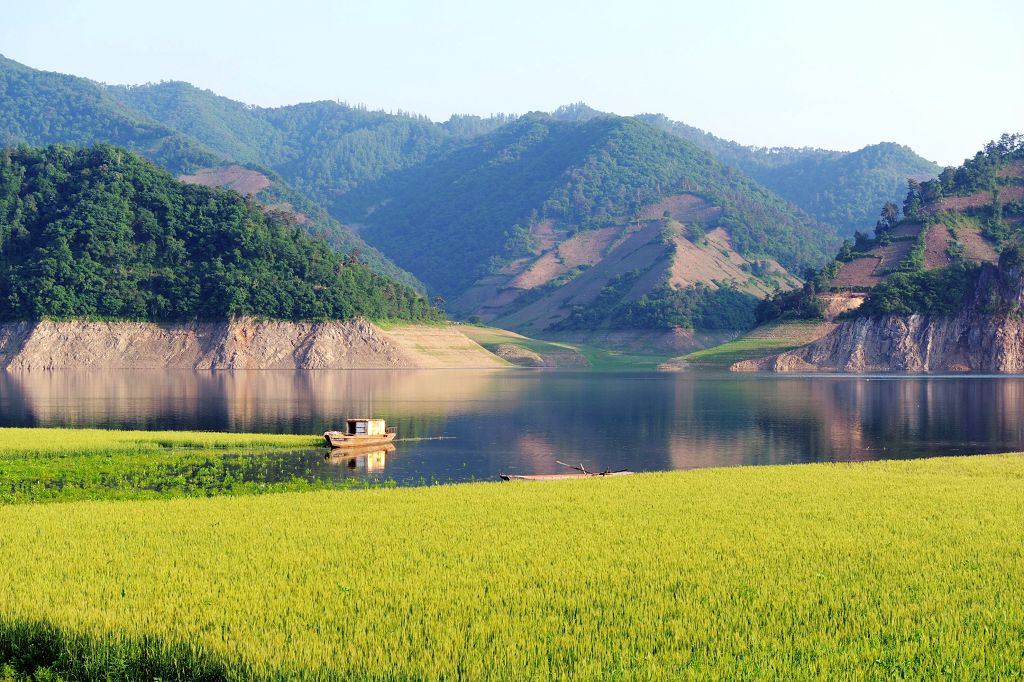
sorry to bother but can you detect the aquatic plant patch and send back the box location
[0,428,361,503]
[0,454,1022,679]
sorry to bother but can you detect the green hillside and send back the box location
[108,81,511,211]
[0,55,422,288]
[349,115,836,298]
[0,56,216,174]
[761,134,1023,323]
[0,144,441,323]
[638,114,940,236]
[854,134,1024,316]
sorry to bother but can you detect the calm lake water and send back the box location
[3,369,1024,485]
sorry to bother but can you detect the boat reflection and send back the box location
[324,443,397,473]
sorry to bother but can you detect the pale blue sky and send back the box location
[3,0,1021,165]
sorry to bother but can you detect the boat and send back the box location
[500,471,634,481]
[324,418,397,449]
[500,461,634,481]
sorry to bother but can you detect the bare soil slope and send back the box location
[454,194,798,335]
[179,165,272,196]
[0,319,506,370]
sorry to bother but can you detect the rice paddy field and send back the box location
[1,442,1023,680]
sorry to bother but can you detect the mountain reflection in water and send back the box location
[2,370,1023,485]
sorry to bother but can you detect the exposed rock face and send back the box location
[0,318,462,370]
[733,263,1024,373]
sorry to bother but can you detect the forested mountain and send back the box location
[108,81,511,213]
[760,134,1024,324]
[0,144,441,322]
[350,115,833,294]
[112,83,926,256]
[636,113,940,236]
[96,80,840,332]
[0,55,423,289]
[332,115,824,332]
[0,56,216,173]
[744,135,1024,373]
[1,55,946,335]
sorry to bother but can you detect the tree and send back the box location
[902,180,923,221]
[837,240,854,262]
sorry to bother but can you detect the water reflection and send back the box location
[2,370,1024,484]
[325,444,397,474]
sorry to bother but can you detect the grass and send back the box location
[0,428,321,455]
[677,321,829,369]
[1,453,1023,679]
[569,342,670,370]
[0,428,356,504]
[679,336,803,367]
[461,325,670,370]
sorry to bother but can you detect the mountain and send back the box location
[636,114,941,237]
[0,144,441,323]
[828,135,1022,302]
[9,57,944,337]
[0,55,216,173]
[107,80,511,213]
[344,114,832,333]
[0,55,423,290]
[740,134,1024,372]
[106,80,837,334]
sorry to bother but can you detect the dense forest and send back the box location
[0,56,217,174]
[0,56,421,288]
[0,145,442,323]
[108,80,512,211]
[636,113,940,237]
[553,272,758,332]
[347,115,835,296]
[117,80,936,246]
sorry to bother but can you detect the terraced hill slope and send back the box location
[738,134,1024,372]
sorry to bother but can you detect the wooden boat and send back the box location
[500,461,634,481]
[324,418,397,449]
[500,471,634,481]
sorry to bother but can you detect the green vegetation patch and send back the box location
[0,145,442,323]
[678,321,827,368]
[462,325,670,370]
[0,427,320,455]
[554,273,759,333]
[1,454,1022,679]
[0,428,348,504]
[855,264,980,317]
[568,343,671,371]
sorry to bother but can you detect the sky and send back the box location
[2,0,1021,166]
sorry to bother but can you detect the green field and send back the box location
[461,325,671,370]
[675,321,831,369]
[0,428,344,504]
[1,453,1022,679]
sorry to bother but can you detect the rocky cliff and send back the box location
[733,261,1024,373]
[0,319,507,370]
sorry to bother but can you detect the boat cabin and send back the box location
[344,418,387,436]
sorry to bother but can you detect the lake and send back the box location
[2,369,1024,486]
